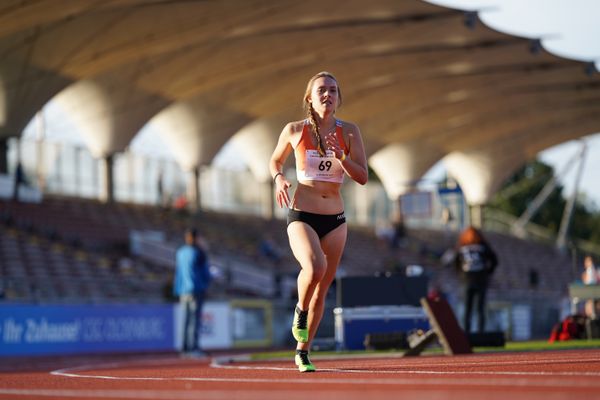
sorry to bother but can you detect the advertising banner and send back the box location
[0,304,175,356]
[173,301,232,350]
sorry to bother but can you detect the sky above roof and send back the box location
[425,0,600,70]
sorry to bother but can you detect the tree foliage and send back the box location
[489,159,599,245]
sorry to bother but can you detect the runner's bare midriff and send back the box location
[292,180,344,215]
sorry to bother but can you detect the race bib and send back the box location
[303,149,343,182]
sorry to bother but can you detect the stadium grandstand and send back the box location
[1,0,599,358]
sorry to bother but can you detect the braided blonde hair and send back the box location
[303,71,342,156]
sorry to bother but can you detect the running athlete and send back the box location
[269,71,368,372]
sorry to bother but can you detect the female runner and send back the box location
[269,71,368,372]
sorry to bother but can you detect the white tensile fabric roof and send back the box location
[1,0,598,204]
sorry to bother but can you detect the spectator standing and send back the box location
[451,226,498,333]
[156,170,165,208]
[581,255,599,285]
[173,227,211,356]
[13,161,25,201]
[580,255,599,319]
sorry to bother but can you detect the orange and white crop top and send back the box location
[293,119,348,184]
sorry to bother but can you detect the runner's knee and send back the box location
[300,260,327,284]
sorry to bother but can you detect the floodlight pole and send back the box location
[556,141,587,251]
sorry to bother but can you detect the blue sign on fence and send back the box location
[0,304,175,356]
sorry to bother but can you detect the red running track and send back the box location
[1,349,600,400]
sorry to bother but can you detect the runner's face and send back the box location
[309,76,338,115]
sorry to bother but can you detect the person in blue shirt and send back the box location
[173,227,211,355]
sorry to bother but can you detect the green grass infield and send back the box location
[250,339,600,360]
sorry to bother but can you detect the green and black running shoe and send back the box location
[292,306,309,343]
[295,350,315,372]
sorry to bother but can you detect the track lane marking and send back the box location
[46,356,600,388]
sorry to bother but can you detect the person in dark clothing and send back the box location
[453,226,498,333]
[390,213,406,249]
[173,227,211,355]
[13,162,25,201]
[156,170,165,208]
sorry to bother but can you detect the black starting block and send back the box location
[402,296,472,356]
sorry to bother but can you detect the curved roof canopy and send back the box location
[1,0,598,204]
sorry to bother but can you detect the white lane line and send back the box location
[211,361,600,377]
[210,353,600,376]
[48,370,600,388]
[48,357,600,388]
